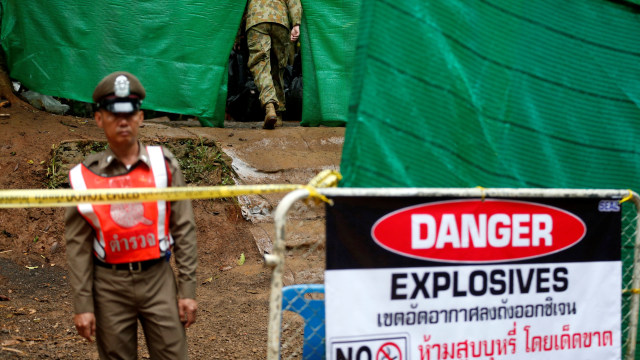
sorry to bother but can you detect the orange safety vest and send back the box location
[69,146,173,264]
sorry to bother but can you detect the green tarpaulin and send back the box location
[4,0,640,355]
[340,1,640,355]
[0,0,357,127]
[299,0,360,127]
[341,0,640,190]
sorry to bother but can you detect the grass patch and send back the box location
[162,138,235,186]
[45,144,63,189]
[43,138,235,188]
[44,141,110,189]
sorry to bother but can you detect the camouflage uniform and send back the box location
[246,0,302,113]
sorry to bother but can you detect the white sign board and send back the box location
[325,198,622,360]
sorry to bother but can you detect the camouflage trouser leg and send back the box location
[247,23,290,112]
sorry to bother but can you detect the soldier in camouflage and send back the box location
[246,0,302,129]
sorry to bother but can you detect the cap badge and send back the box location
[113,75,130,98]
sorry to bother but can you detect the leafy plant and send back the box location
[44,144,63,189]
[166,138,236,186]
[86,141,108,154]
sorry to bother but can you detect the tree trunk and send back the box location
[0,48,28,106]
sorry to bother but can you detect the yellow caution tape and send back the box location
[0,170,342,208]
[304,185,333,206]
[619,189,634,204]
[304,170,342,205]
[307,169,342,188]
[476,186,486,201]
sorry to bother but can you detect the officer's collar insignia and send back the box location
[113,75,131,98]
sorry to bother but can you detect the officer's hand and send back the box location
[74,312,96,342]
[290,25,300,42]
[178,298,198,328]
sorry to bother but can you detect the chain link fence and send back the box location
[622,199,640,359]
[267,188,640,360]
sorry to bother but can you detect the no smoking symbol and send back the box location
[377,342,402,360]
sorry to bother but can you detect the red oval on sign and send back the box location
[371,199,586,263]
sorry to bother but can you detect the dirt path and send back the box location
[0,105,343,359]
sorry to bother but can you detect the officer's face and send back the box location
[95,109,143,148]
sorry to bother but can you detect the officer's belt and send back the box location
[94,257,162,272]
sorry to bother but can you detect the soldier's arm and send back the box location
[286,0,302,29]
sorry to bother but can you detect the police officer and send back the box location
[246,0,302,129]
[65,71,197,359]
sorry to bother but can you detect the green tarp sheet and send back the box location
[341,0,640,190]
[0,0,357,127]
[340,2,640,355]
[1,1,244,127]
[299,0,360,127]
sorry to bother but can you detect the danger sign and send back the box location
[372,199,586,263]
[325,196,621,360]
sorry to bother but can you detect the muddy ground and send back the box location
[0,101,342,359]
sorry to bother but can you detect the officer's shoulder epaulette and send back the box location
[82,151,104,168]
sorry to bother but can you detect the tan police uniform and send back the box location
[246,0,302,114]
[65,144,196,359]
[65,71,197,359]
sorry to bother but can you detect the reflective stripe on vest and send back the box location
[69,146,172,263]
[69,165,107,259]
[147,146,174,253]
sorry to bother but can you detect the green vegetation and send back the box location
[44,141,107,189]
[163,138,235,186]
[44,144,63,189]
[86,141,108,154]
[43,138,234,189]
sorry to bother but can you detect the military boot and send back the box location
[276,112,283,127]
[263,103,277,130]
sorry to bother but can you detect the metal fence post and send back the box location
[625,194,640,359]
[266,189,310,360]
